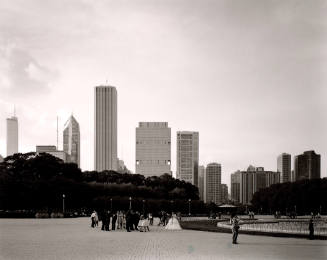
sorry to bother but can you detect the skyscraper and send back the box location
[94,86,117,171]
[221,184,228,203]
[176,131,199,186]
[135,122,171,177]
[294,150,321,181]
[277,153,291,183]
[231,170,241,203]
[198,165,205,201]
[63,115,80,167]
[205,163,221,205]
[6,116,18,156]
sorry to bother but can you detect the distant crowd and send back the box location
[90,210,181,232]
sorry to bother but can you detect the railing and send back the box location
[217,219,327,236]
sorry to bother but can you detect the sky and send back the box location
[0,0,326,189]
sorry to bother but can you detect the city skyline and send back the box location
[0,0,326,188]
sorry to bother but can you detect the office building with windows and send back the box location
[239,166,280,205]
[198,165,205,201]
[277,153,291,183]
[294,150,321,180]
[94,86,117,171]
[231,170,241,203]
[176,131,199,186]
[135,122,171,177]
[36,145,68,162]
[205,163,222,205]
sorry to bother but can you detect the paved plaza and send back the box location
[0,218,326,260]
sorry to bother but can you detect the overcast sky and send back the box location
[0,0,326,187]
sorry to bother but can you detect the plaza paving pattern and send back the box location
[0,218,326,260]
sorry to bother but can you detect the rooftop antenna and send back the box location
[106,78,108,85]
[13,105,16,117]
[56,116,59,150]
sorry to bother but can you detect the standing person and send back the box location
[148,213,153,226]
[309,219,314,240]
[231,214,240,244]
[112,212,117,230]
[90,211,96,228]
[134,211,140,231]
[104,211,111,231]
[126,210,132,232]
[95,211,99,226]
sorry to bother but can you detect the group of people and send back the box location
[90,210,154,232]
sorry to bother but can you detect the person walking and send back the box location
[309,219,314,240]
[231,214,240,244]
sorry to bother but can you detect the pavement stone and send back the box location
[0,218,326,260]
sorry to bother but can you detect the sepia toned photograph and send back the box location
[0,0,326,259]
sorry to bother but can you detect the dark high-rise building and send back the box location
[239,166,280,205]
[231,170,241,203]
[277,153,291,183]
[294,150,321,181]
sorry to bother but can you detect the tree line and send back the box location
[251,178,327,215]
[0,153,202,214]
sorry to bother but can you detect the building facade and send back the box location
[205,163,221,205]
[277,153,291,183]
[231,170,241,203]
[6,116,18,156]
[198,165,205,201]
[221,184,228,204]
[63,115,80,167]
[135,122,171,177]
[176,131,199,186]
[294,150,321,180]
[36,145,68,162]
[94,86,117,171]
[239,166,280,205]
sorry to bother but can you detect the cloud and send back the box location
[0,45,58,97]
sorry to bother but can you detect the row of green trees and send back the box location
[0,153,200,213]
[251,178,327,215]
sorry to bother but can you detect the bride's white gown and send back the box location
[165,215,182,230]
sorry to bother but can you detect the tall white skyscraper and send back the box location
[176,131,199,186]
[277,153,291,183]
[205,163,222,205]
[135,122,171,177]
[94,86,117,171]
[63,115,80,167]
[6,116,18,156]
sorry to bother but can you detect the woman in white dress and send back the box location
[165,212,182,230]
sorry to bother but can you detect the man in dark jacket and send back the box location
[126,210,132,232]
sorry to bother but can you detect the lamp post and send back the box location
[142,200,145,214]
[62,194,65,214]
[320,205,322,215]
[129,197,132,210]
[188,199,191,216]
[110,198,113,211]
[170,200,174,214]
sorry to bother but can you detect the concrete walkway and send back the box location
[0,218,326,260]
